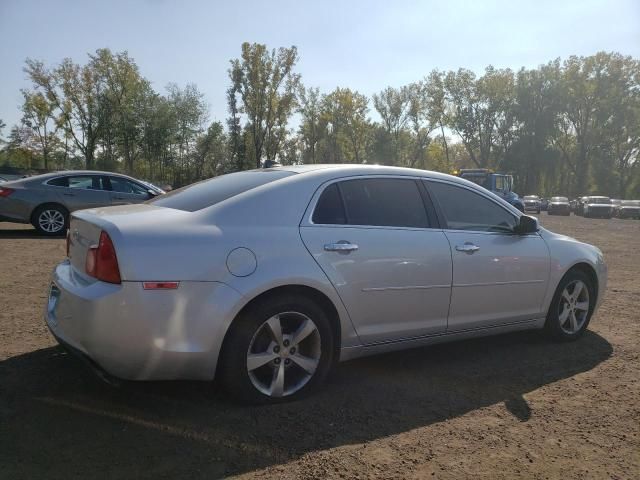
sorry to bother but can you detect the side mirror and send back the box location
[515,215,538,235]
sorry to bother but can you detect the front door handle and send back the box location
[455,243,480,253]
[63,193,75,197]
[324,241,359,252]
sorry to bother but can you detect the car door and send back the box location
[107,176,152,205]
[51,175,111,211]
[425,179,550,332]
[300,177,452,345]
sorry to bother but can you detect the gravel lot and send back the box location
[0,214,638,479]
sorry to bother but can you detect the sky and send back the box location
[0,0,639,130]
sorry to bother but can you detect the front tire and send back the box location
[219,295,335,404]
[545,270,595,341]
[32,204,68,236]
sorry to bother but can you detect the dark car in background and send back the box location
[548,196,571,216]
[0,171,164,235]
[583,196,613,219]
[523,195,541,214]
[540,198,549,211]
[615,200,640,219]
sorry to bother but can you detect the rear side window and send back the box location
[313,183,346,224]
[47,177,69,187]
[313,178,429,228]
[148,170,295,212]
[427,181,517,233]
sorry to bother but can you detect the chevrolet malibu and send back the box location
[46,165,607,403]
[0,171,164,235]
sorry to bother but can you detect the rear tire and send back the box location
[219,294,335,404]
[32,204,68,236]
[545,270,595,341]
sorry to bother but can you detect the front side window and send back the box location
[427,181,517,233]
[110,177,148,195]
[313,178,429,228]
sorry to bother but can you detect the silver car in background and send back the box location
[0,171,164,235]
[614,200,640,219]
[46,165,607,403]
[583,196,613,219]
[548,196,571,216]
[523,195,541,214]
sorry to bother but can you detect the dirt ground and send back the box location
[0,214,638,480]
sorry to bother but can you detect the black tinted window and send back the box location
[338,178,429,228]
[148,170,295,212]
[428,181,517,233]
[47,177,68,187]
[313,183,346,224]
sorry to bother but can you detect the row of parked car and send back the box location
[521,195,640,219]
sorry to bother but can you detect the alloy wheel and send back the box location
[558,280,590,334]
[38,209,65,233]
[246,312,321,398]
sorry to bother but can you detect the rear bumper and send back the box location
[45,260,244,381]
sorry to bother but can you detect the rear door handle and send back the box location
[324,241,359,252]
[63,193,75,197]
[455,243,480,253]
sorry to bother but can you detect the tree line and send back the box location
[1,44,638,197]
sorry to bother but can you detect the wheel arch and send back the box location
[562,262,600,306]
[218,284,344,374]
[30,202,69,225]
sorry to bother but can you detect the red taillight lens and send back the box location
[85,231,121,284]
[0,187,14,197]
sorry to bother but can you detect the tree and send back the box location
[298,86,322,164]
[228,43,301,168]
[373,85,411,164]
[20,90,61,169]
[321,88,371,163]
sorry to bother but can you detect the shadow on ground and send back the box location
[0,227,63,239]
[0,330,612,479]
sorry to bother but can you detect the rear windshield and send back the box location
[148,170,295,212]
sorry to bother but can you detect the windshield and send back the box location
[524,196,539,200]
[622,200,640,206]
[551,197,568,202]
[148,170,296,212]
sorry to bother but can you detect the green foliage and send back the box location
[4,47,639,198]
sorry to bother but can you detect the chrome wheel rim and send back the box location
[38,209,65,233]
[247,312,321,398]
[559,280,590,334]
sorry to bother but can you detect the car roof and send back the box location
[269,163,462,182]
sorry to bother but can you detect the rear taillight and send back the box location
[85,231,121,284]
[0,187,14,197]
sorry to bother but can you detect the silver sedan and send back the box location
[0,171,164,235]
[46,165,607,403]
